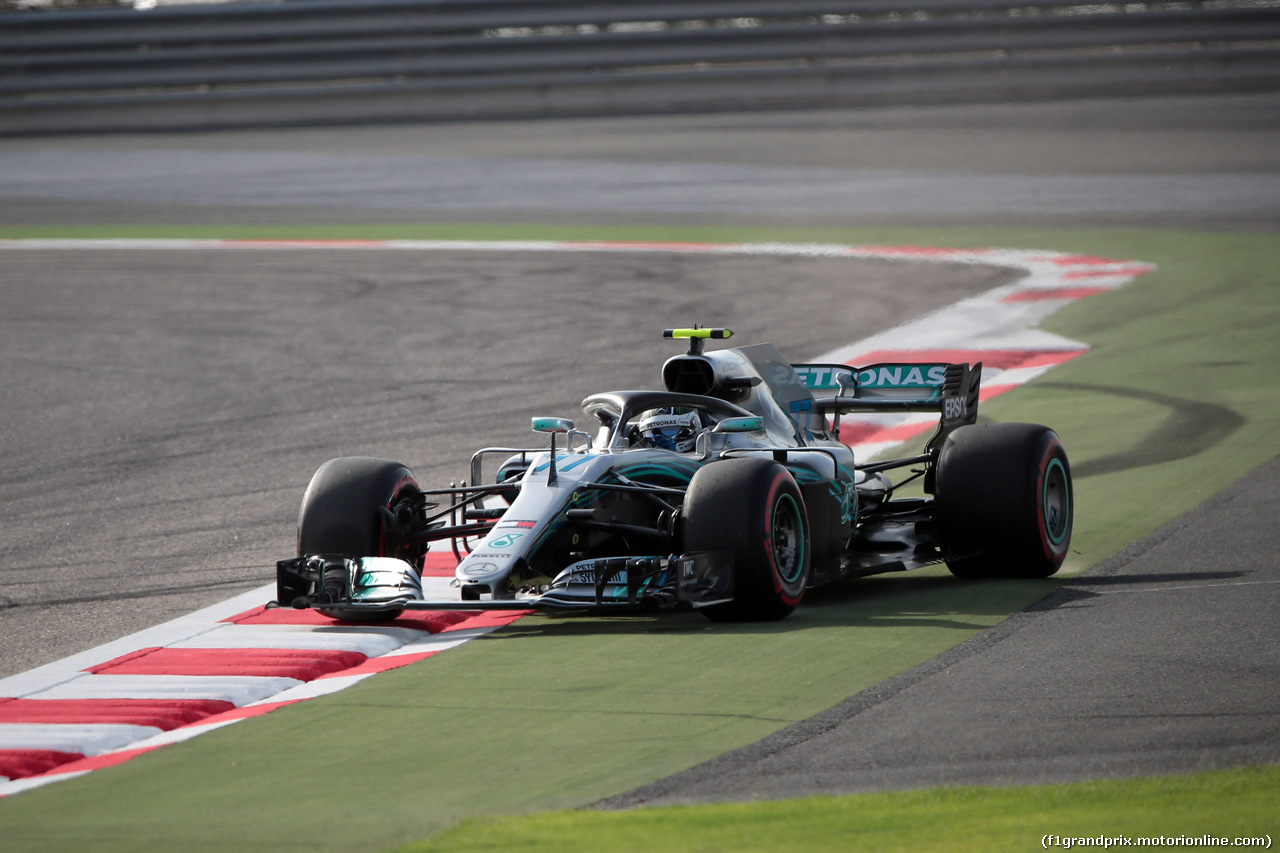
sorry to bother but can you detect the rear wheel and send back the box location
[934,423,1072,578]
[297,456,420,622]
[682,457,810,621]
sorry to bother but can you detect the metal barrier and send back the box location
[2,0,1279,134]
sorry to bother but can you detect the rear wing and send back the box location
[792,361,982,451]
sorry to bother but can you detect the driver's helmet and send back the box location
[636,407,703,452]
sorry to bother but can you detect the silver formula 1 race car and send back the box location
[274,328,1072,622]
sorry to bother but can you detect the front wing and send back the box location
[274,552,735,618]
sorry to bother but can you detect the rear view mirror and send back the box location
[531,417,575,434]
[713,416,765,434]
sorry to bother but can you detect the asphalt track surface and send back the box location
[1,92,1277,794]
[3,92,1279,232]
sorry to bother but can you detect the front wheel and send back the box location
[934,423,1073,578]
[296,456,421,622]
[682,457,810,621]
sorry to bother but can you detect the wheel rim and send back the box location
[1042,457,1071,547]
[770,493,807,586]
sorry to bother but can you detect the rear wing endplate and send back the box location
[793,361,982,451]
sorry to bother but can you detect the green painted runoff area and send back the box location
[1,225,1276,853]
[403,767,1279,853]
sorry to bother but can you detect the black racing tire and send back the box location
[297,456,420,622]
[682,457,810,622]
[934,423,1073,579]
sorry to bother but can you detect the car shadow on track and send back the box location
[474,565,1248,642]
[478,572,1075,640]
[1015,569,1250,614]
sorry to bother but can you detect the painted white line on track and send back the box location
[0,239,1154,796]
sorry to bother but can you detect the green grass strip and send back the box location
[401,766,1280,853]
[1,225,1276,853]
[0,571,1057,853]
